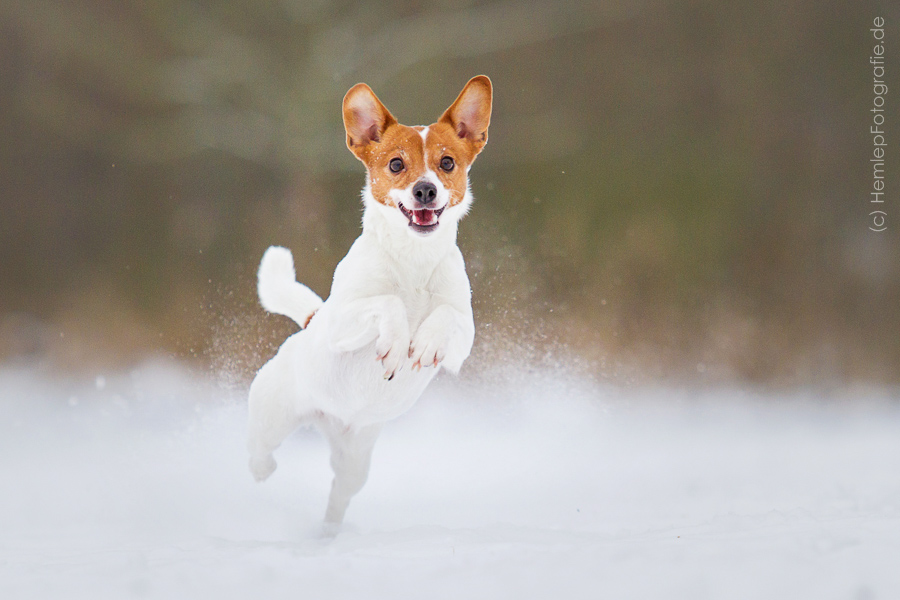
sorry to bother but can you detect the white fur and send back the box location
[247,181,475,527]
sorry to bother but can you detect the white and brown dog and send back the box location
[247,76,492,525]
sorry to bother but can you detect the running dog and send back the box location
[247,76,492,525]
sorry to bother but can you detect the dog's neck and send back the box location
[360,185,461,275]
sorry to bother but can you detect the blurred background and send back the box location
[0,0,897,387]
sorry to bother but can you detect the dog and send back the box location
[247,76,492,526]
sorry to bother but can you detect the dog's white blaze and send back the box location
[396,126,446,209]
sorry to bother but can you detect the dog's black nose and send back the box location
[412,180,437,206]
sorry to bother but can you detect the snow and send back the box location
[1,360,899,599]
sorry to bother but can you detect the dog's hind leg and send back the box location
[246,358,304,482]
[320,419,383,526]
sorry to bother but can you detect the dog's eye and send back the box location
[440,156,455,172]
[389,158,404,173]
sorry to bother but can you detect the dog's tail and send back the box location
[257,246,323,328]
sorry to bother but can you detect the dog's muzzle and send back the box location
[400,180,444,234]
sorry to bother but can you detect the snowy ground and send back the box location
[1,360,899,600]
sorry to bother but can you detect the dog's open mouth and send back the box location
[399,204,445,233]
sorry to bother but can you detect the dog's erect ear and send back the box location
[439,75,492,155]
[343,83,397,158]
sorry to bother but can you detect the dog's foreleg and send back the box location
[328,295,410,379]
[320,420,383,526]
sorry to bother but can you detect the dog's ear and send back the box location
[343,83,397,159]
[439,75,492,155]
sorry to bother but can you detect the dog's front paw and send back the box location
[409,325,450,371]
[376,333,410,380]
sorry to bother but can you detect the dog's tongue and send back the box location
[413,208,437,226]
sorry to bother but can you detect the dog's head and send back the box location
[342,76,492,238]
